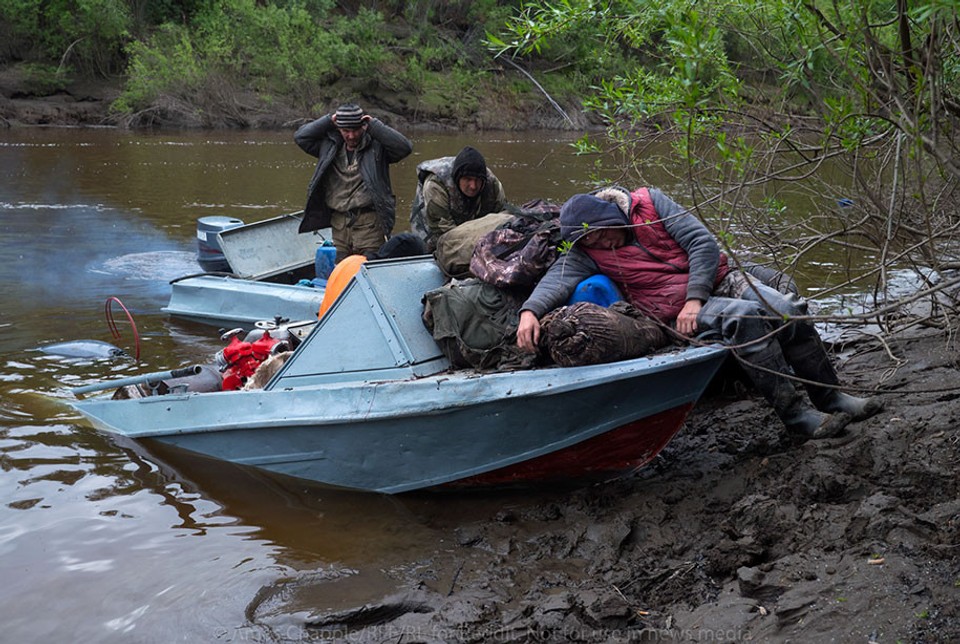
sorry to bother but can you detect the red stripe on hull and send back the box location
[444,404,693,489]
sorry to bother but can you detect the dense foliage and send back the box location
[0,0,530,120]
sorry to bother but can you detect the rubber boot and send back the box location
[782,336,884,422]
[739,346,852,440]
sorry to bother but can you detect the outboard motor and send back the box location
[196,216,244,273]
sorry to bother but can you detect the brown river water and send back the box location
[0,127,883,642]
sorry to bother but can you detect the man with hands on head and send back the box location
[295,103,412,262]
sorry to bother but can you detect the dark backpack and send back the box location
[421,278,538,371]
[469,199,562,291]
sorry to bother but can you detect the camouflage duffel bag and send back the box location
[540,301,672,367]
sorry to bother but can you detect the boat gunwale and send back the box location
[73,344,728,438]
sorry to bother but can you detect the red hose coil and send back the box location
[104,296,141,362]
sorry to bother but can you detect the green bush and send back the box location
[417,64,488,119]
[111,24,203,113]
[114,0,396,113]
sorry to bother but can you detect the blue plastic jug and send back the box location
[566,275,623,307]
[315,242,336,280]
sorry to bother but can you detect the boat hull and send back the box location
[73,346,726,493]
[80,256,729,494]
[164,215,331,328]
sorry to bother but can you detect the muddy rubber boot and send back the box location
[773,386,853,440]
[739,347,852,440]
[782,337,884,422]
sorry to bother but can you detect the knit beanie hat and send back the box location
[559,194,629,243]
[334,104,364,129]
[452,146,487,181]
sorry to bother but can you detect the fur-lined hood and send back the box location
[559,186,633,243]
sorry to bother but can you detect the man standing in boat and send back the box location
[410,145,509,251]
[295,103,413,262]
[516,186,884,441]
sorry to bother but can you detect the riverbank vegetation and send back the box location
[0,0,605,128]
[2,0,959,332]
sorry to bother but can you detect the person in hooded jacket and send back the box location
[294,103,413,262]
[516,186,884,441]
[411,146,508,251]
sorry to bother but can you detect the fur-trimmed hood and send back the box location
[559,186,633,243]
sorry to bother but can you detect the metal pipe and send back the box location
[72,365,203,396]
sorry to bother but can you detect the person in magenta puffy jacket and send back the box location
[517,186,883,440]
